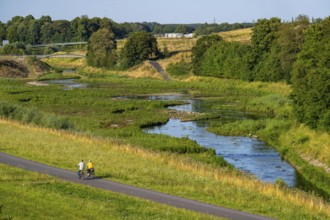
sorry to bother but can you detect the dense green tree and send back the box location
[191,34,223,74]
[175,25,188,34]
[198,41,253,80]
[28,19,42,44]
[52,20,72,42]
[291,17,330,131]
[276,15,310,82]
[0,22,6,43]
[0,42,26,55]
[6,16,24,43]
[87,28,117,68]
[121,31,158,69]
[78,16,90,41]
[253,43,283,82]
[39,15,52,24]
[40,22,54,44]
[251,18,281,64]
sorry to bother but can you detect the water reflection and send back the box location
[143,95,297,186]
[46,79,87,90]
[145,118,297,186]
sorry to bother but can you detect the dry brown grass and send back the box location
[42,57,87,69]
[120,61,162,79]
[157,38,196,53]
[219,28,252,44]
[0,56,52,78]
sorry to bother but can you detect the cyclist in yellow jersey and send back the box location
[86,160,94,176]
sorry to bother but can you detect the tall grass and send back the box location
[0,101,72,130]
[0,119,329,219]
[0,164,219,220]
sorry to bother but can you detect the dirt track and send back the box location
[149,61,171,80]
[0,152,274,220]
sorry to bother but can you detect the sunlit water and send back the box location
[144,97,297,186]
[46,79,87,90]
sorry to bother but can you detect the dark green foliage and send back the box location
[0,42,27,55]
[1,14,252,48]
[253,16,310,83]
[253,44,283,82]
[191,35,223,74]
[193,22,253,36]
[0,101,73,130]
[251,17,282,63]
[86,28,117,69]
[276,16,310,83]
[197,41,253,80]
[291,17,330,131]
[0,22,6,43]
[166,61,191,76]
[121,32,158,69]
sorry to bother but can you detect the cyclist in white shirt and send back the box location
[77,160,85,179]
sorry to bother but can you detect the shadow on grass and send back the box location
[82,173,113,180]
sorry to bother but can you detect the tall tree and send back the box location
[276,15,310,82]
[40,22,54,44]
[291,16,330,131]
[121,31,158,68]
[251,18,281,64]
[28,19,42,44]
[191,34,223,75]
[0,22,6,43]
[52,20,72,42]
[87,28,117,68]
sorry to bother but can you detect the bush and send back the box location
[166,62,191,76]
[0,101,73,130]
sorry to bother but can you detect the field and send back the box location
[219,28,252,44]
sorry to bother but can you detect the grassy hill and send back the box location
[0,56,52,78]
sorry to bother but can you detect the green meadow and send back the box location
[0,163,220,220]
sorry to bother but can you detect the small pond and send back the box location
[45,79,88,90]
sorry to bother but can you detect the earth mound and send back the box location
[0,57,52,78]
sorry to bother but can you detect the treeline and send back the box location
[143,22,253,35]
[191,15,329,131]
[0,15,252,46]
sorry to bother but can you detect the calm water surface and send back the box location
[46,79,87,90]
[143,96,297,186]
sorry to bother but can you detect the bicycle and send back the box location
[86,168,95,179]
[78,170,85,179]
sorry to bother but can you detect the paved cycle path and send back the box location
[0,152,274,220]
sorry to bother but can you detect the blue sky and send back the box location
[1,0,329,24]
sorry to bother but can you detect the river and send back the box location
[38,80,327,196]
[143,96,298,186]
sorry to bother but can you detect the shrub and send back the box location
[166,61,191,76]
[0,101,73,130]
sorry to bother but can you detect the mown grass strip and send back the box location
[0,164,220,220]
